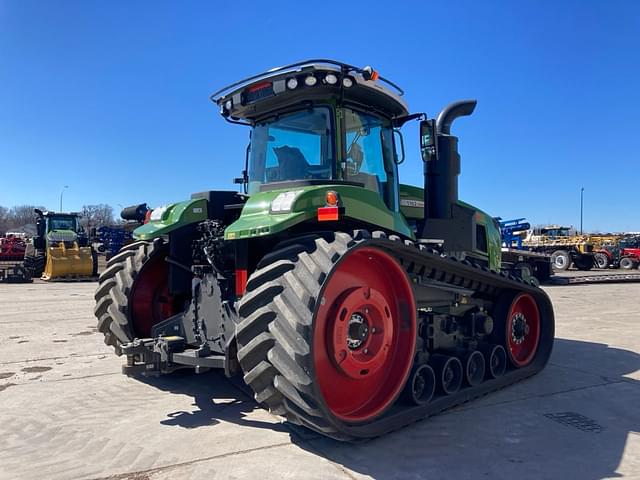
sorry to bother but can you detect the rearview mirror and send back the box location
[420,119,437,161]
[393,129,405,164]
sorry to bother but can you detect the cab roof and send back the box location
[211,59,409,122]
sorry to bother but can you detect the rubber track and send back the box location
[93,239,165,355]
[236,230,555,441]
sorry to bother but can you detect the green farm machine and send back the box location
[95,60,554,440]
[25,210,97,280]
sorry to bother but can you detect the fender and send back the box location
[133,198,208,240]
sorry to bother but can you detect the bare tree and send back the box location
[6,205,47,230]
[0,206,9,235]
[80,204,115,231]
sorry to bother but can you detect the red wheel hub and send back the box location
[313,247,416,422]
[130,251,176,338]
[505,293,541,367]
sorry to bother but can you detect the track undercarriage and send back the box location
[99,230,554,441]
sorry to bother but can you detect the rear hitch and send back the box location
[121,335,231,376]
[121,336,187,376]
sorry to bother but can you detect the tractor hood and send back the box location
[224,184,413,240]
[47,230,78,243]
[133,198,208,240]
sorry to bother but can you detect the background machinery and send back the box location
[591,234,640,270]
[523,225,595,271]
[0,234,31,283]
[95,226,134,260]
[94,60,555,440]
[24,209,97,280]
[497,218,552,284]
[0,235,26,262]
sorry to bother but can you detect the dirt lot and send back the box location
[0,280,638,480]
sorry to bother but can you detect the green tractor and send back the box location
[95,60,554,440]
[24,209,97,280]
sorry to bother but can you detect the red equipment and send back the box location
[0,236,27,261]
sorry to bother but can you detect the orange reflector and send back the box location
[371,70,380,81]
[235,269,248,296]
[326,190,339,206]
[318,206,340,222]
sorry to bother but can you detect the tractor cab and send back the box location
[212,60,409,228]
[213,60,500,270]
[34,210,86,249]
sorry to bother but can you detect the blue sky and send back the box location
[1,0,638,232]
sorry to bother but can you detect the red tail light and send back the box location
[235,269,248,296]
[318,206,340,222]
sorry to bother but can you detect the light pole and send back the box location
[60,185,69,212]
[580,187,584,235]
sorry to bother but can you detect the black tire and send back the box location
[93,239,166,354]
[594,252,610,269]
[236,231,364,440]
[619,257,636,270]
[573,254,594,271]
[533,260,552,282]
[550,250,571,271]
[23,250,45,278]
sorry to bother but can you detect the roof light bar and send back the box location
[210,59,405,103]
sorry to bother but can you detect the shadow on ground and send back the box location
[141,338,640,480]
[138,369,289,433]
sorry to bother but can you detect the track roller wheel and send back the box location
[236,231,417,440]
[401,364,436,405]
[463,350,485,386]
[431,354,463,395]
[480,344,507,378]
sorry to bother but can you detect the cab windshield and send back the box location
[48,216,77,232]
[248,107,333,194]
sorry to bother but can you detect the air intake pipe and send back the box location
[425,100,477,220]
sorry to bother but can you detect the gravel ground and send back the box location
[0,280,638,480]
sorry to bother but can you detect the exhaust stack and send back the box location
[425,100,477,220]
[421,100,479,252]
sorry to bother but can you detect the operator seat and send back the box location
[346,143,380,194]
[274,146,309,180]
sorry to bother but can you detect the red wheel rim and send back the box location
[313,247,416,422]
[130,251,176,338]
[505,293,541,367]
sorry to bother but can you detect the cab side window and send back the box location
[343,108,398,210]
